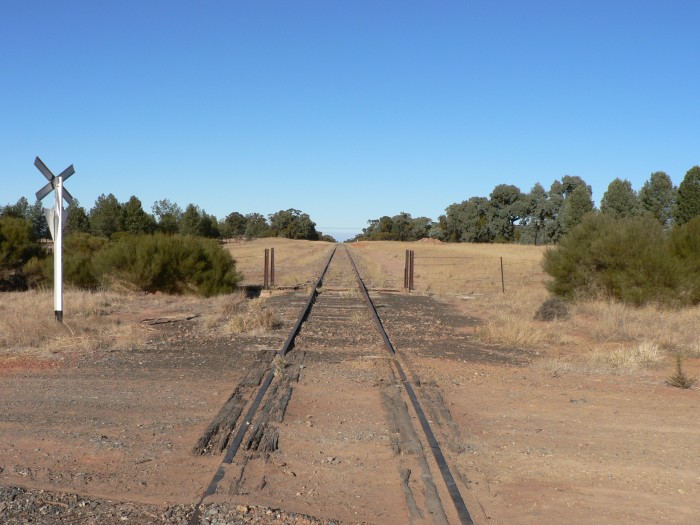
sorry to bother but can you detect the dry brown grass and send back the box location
[348,240,548,294]
[224,298,282,334]
[350,240,700,376]
[541,341,666,375]
[0,289,150,357]
[223,238,334,288]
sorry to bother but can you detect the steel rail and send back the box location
[344,245,475,525]
[187,246,337,525]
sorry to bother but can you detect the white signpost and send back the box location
[34,156,75,323]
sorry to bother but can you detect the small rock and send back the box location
[236,505,249,513]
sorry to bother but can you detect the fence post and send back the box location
[404,249,409,290]
[409,250,415,292]
[264,249,269,290]
[500,256,505,293]
[270,247,275,288]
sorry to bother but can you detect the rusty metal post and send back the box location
[264,249,269,289]
[270,248,275,288]
[404,249,409,290]
[500,256,505,293]
[409,250,415,291]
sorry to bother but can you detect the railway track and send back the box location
[189,245,475,525]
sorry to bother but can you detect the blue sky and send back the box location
[2,1,699,240]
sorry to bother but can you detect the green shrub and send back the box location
[65,233,109,288]
[0,217,43,290]
[0,217,42,271]
[94,233,240,296]
[669,217,700,301]
[23,233,108,289]
[543,214,687,306]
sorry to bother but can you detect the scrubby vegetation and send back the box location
[39,234,240,296]
[666,355,697,389]
[94,234,240,296]
[534,296,570,321]
[1,194,334,295]
[544,214,700,306]
[10,225,240,297]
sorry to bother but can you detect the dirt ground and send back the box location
[1,249,699,524]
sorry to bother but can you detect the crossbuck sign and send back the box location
[34,156,75,322]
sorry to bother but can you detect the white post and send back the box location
[54,176,63,322]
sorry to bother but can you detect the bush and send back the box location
[534,296,570,321]
[670,216,700,304]
[543,214,689,306]
[65,233,109,288]
[0,217,42,271]
[95,233,240,296]
[0,217,43,290]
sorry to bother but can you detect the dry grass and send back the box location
[223,238,334,288]
[198,290,283,335]
[222,297,282,334]
[587,341,665,372]
[348,240,548,294]
[541,341,665,375]
[350,240,700,377]
[666,355,697,389]
[0,288,150,357]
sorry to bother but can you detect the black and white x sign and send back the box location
[34,156,75,205]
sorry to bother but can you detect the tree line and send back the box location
[353,167,700,244]
[0,195,334,291]
[0,194,334,242]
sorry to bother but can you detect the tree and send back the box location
[66,199,91,235]
[549,176,593,239]
[180,204,219,237]
[391,212,412,241]
[89,194,123,238]
[244,213,270,239]
[1,197,30,219]
[639,171,676,227]
[377,216,395,239]
[673,166,700,226]
[28,200,50,240]
[220,212,247,238]
[152,199,183,234]
[441,197,492,243]
[269,209,299,237]
[288,212,318,240]
[409,216,432,240]
[560,184,594,233]
[488,184,526,242]
[123,196,156,234]
[269,209,319,240]
[521,183,553,245]
[600,178,641,219]
[458,197,491,242]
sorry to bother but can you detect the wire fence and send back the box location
[410,253,549,295]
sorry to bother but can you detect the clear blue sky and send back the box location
[3,1,699,240]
